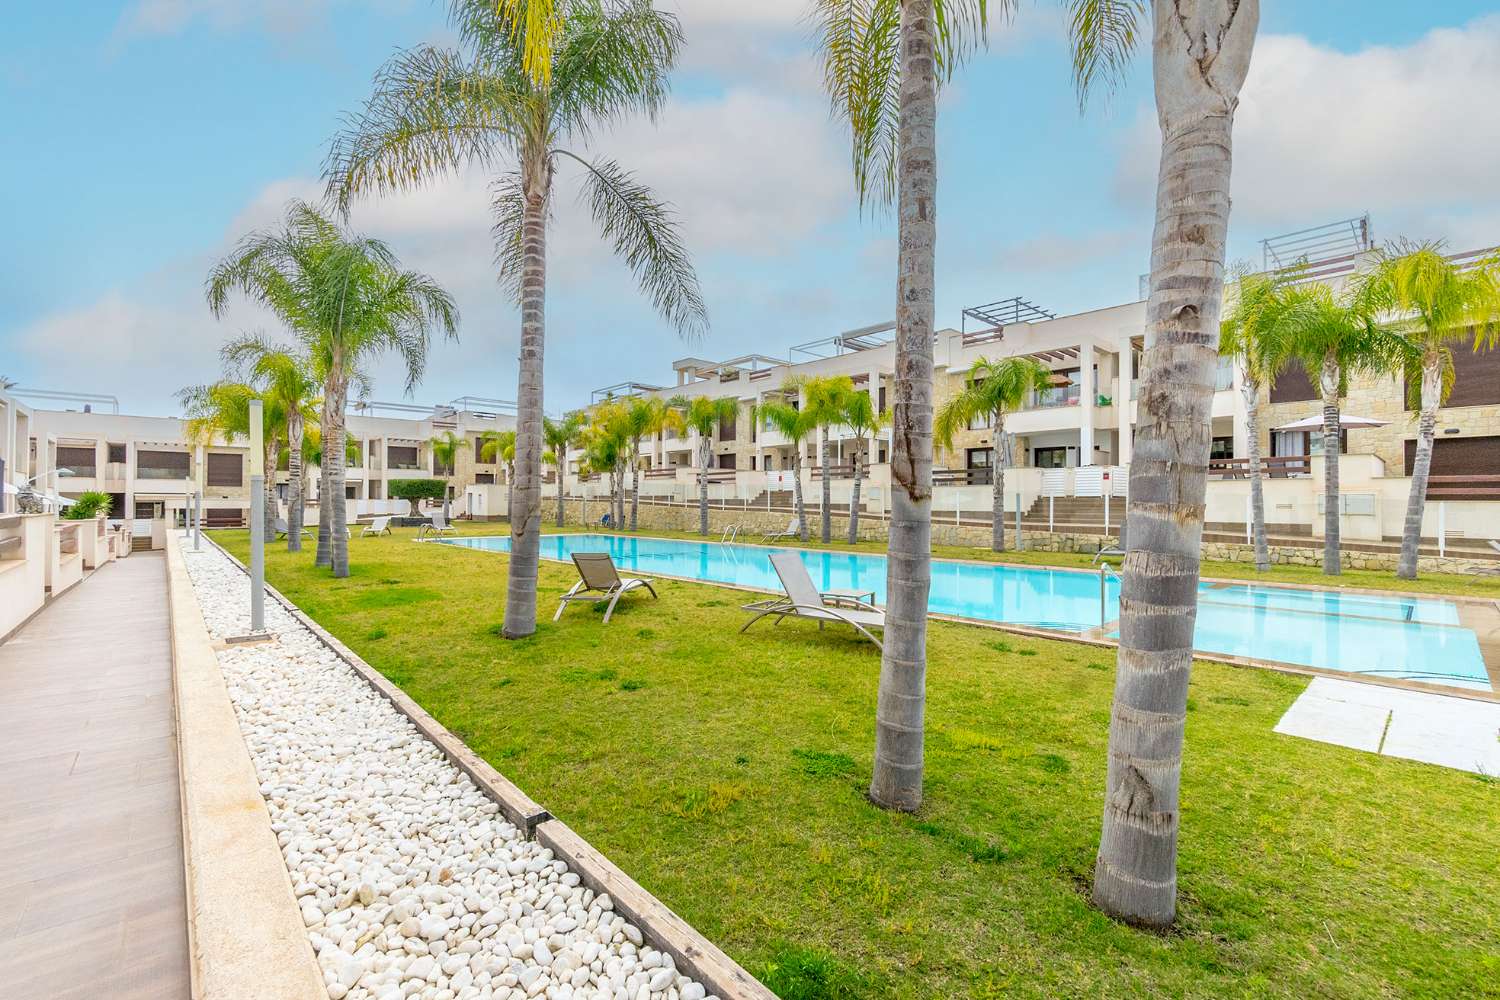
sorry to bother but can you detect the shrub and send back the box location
[387,479,446,501]
[62,491,113,520]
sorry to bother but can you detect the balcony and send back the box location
[1027,386,1081,410]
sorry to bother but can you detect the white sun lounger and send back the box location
[360,516,393,537]
[554,552,658,624]
[740,551,885,649]
[417,510,458,540]
[762,518,800,543]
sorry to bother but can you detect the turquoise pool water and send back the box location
[437,534,1491,690]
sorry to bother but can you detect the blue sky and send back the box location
[4,1,1498,415]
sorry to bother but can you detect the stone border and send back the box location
[164,531,327,1000]
[197,533,775,1000]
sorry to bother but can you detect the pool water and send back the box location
[437,533,1491,691]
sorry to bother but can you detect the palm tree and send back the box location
[1068,0,1259,927]
[841,387,889,543]
[178,380,285,538]
[430,430,463,518]
[621,396,672,531]
[1277,282,1397,577]
[754,396,816,542]
[543,413,585,525]
[669,396,738,536]
[207,200,457,578]
[326,0,708,637]
[1357,244,1500,579]
[793,375,854,544]
[481,429,519,516]
[1218,267,1295,572]
[934,356,1052,552]
[222,336,319,551]
[813,0,993,812]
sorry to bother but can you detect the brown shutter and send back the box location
[1269,360,1318,403]
[206,453,243,487]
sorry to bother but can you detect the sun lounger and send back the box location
[417,510,458,540]
[740,551,884,649]
[553,552,657,624]
[360,516,393,537]
[762,518,799,543]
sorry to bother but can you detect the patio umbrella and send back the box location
[1272,414,1388,432]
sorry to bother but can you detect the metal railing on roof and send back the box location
[960,297,1056,336]
[1261,215,1372,272]
[6,389,121,414]
[789,321,895,360]
[590,381,663,403]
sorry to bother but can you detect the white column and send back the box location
[1117,331,1135,467]
[1078,344,1095,466]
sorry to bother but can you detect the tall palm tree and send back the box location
[934,356,1052,552]
[326,0,708,637]
[814,0,996,811]
[481,429,520,516]
[222,336,319,551]
[841,387,889,543]
[754,397,816,542]
[178,379,285,538]
[1277,282,1396,577]
[1357,244,1500,579]
[430,430,464,518]
[793,375,854,544]
[207,200,457,578]
[1219,267,1295,572]
[669,396,739,536]
[1068,0,1259,928]
[621,396,673,531]
[543,413,585,526]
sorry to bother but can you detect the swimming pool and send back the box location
[437,533,1492,691]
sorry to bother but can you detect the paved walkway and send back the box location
[0,553,190,1000]
[1276,676,1500,775]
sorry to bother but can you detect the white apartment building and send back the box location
[0,389,516,541]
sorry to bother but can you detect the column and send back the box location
[1078,344,1095,466]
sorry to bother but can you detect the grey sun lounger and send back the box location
[418,510,458,539]
[554,552,658,624]
[762,518,799,543]
[740,551,885,650]
[274,516,312,539]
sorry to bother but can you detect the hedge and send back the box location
[387,479,446,501]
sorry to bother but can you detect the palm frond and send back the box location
[489,172,535,302]
[487,0,567,88]
[558,151,707,337]
[1062,0,1147,109]
[549,0,682,141]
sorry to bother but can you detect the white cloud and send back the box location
[995,229,1134,273]
[1114,16,1500,249]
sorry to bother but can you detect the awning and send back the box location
[1273,414,1388,432]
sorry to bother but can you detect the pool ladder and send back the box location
[721,523,741,544]
[1098,563,1120,627]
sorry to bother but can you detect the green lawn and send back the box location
[219,526,1500,999]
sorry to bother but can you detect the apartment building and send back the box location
[0,389,517,537]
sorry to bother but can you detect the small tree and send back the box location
[794,375,855,544]
[61,491,113,521]
[223,337,319,551]
[388,479,447,503]
[670,395,740,536]
[841,388,889,543]
[543,413,585,526]
[178,380,285,539]
[753,396,816,542]
[621,397,673,531]
[1357,243,1500,579]
[429,430,463,518]
[480,430,518,516]
[934,356,1052,552]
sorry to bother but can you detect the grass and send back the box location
[217,524,1500,999]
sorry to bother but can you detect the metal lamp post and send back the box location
[249,400,266,632]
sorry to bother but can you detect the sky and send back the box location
[4,1,1499,417]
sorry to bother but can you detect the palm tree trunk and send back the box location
[698,437,709,536]
[1397,359,1441,579]
[263,437,279,541]
[328,374,350,578]
[792,448,807,542]
[848,440,863,544]
[1242,377,1268,571]
[556,460,566,527]
[287,410,304,552]
[820,430,832,543]
[870,0,936,814]
[1093,0,1257,930]
[630,444,640,531]
[502,163,550,639]
[1320,352,1341,576]
[990,412,1005,552]
[315,398,333,568]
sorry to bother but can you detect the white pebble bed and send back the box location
[181,542,714,1000]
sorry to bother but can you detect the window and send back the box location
[965,447,991,469]
[206,452,243,487]
[107,443,126,464]
[137,449,190,480]
[1269,360,1318,403]
[1034,446,1070,469]
[1210,437,1234,460]
[387,445,419,470]
[56,445,96,477]
[476,472,495,484]
[718,453,737,470]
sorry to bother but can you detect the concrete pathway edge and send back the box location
[202,533,776,1000]
[165,532,328,1000]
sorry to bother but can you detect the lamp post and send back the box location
[249,400,265,633]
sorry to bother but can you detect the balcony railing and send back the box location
[138,466,191,480]
[933,467,993,486]
[1209,455,1310,479]
[1027,386,1081,409]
